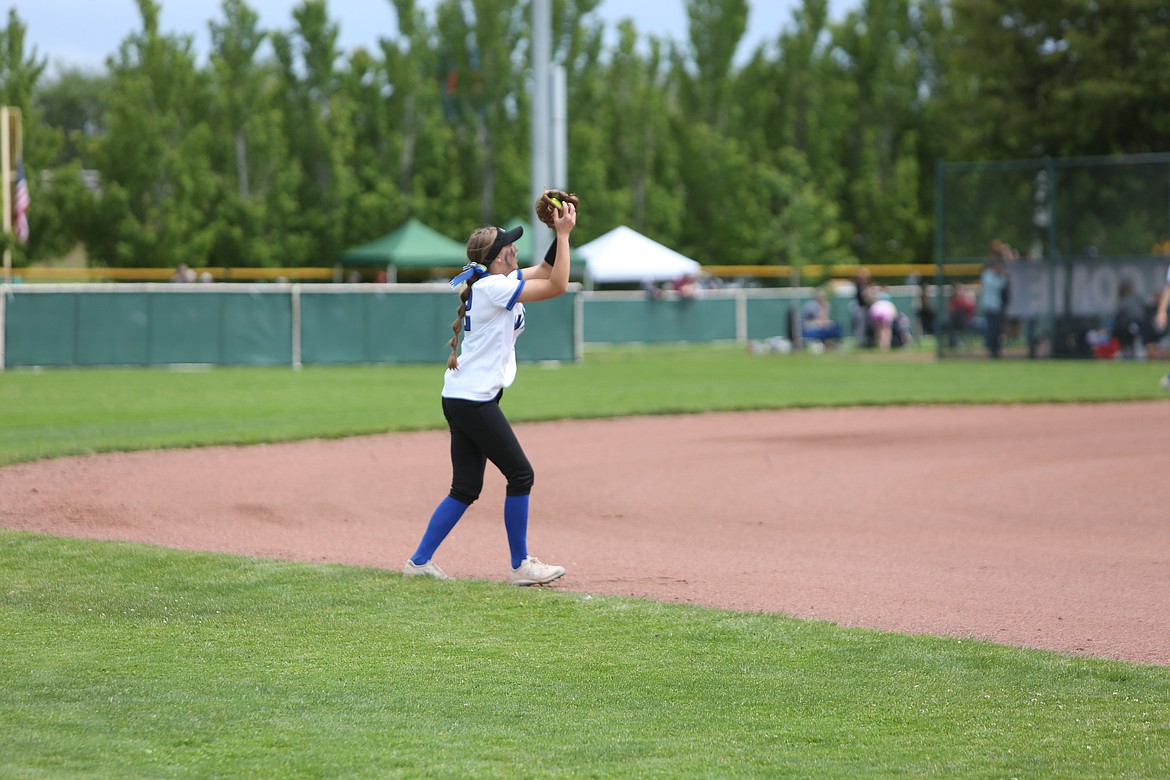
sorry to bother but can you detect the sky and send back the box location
[8,0,857,73]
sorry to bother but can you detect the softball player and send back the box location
[405,200,577,585]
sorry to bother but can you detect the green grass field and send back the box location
[2,343,1166,466]
[3,345,1169,777]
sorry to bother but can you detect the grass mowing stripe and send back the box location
[2,344,1167,466]
[2,532,1167,779]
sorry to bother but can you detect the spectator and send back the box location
[801,288,841,347]
[672,273,697,300]
[947,283,978,348]
[850,267,874,346]
[641,277,663,300]
[867,288,913,350]
[916,279,936,340]
[1112,280,1156,359]
[171,263,195,283]
[868,289,898,350]
[980,252,1009,358]
[698,272,723,291]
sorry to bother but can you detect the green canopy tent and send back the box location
[338,218,467,282]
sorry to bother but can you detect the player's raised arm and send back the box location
[522,189,580,280]
[518,197,576,303]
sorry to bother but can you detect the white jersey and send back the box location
[442,270,527,401]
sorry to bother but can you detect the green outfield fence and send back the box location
[934,152,1170,358]
[0,284,918,369]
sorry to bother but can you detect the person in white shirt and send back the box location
[980,255,1009,358]
[405,199,577,585]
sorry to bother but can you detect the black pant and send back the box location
[442,391,534,505]
[985,310,1005,358]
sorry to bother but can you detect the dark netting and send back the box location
[939,163,1044,262]
[935,154,1170,359]
[1052,162,1170,257]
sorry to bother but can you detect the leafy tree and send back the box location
[738,0,848,192]
[669,0,753,261]
[679,0,749,131]
[270,0,359,262]
[743,150,854,268]
[587,23,683,239]
[206,0,303,265]
[822,0,941,261]
[32,66,108,167]
[0,9,42,109]
[946,0,1170,158]
[84,0,217,265]
[15,0,1170,272]
[732,0,857,264]
[379,0,463,235]
[432,0,529,230]
[337,47,408,247]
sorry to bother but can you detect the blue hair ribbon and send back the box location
[450,263,488,289]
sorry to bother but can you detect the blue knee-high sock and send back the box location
[411,497,469,565]
[504,494,529,570]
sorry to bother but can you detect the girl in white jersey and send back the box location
[405,199,577,584]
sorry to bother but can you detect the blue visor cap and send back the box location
[485,225,524,264]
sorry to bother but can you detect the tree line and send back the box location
[2,0,1168,271]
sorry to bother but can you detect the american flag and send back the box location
[13,158,29,243]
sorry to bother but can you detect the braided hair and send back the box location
[448,227,499,370]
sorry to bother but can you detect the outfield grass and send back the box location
[2,343,1166,466]
[2,532,1167,779]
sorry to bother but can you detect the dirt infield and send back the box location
[3,402,1168,665]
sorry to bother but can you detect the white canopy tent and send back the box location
[576,225,700,288]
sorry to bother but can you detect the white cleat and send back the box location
[403,559,454,580]
[510,555,566,586]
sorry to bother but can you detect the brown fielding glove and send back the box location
[535,188,579,229]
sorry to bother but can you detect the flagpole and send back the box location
[530,0,551,260]
[1,106,11,285]
[2,106,24,285]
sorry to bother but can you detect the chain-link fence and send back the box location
[934,153,1170,358]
